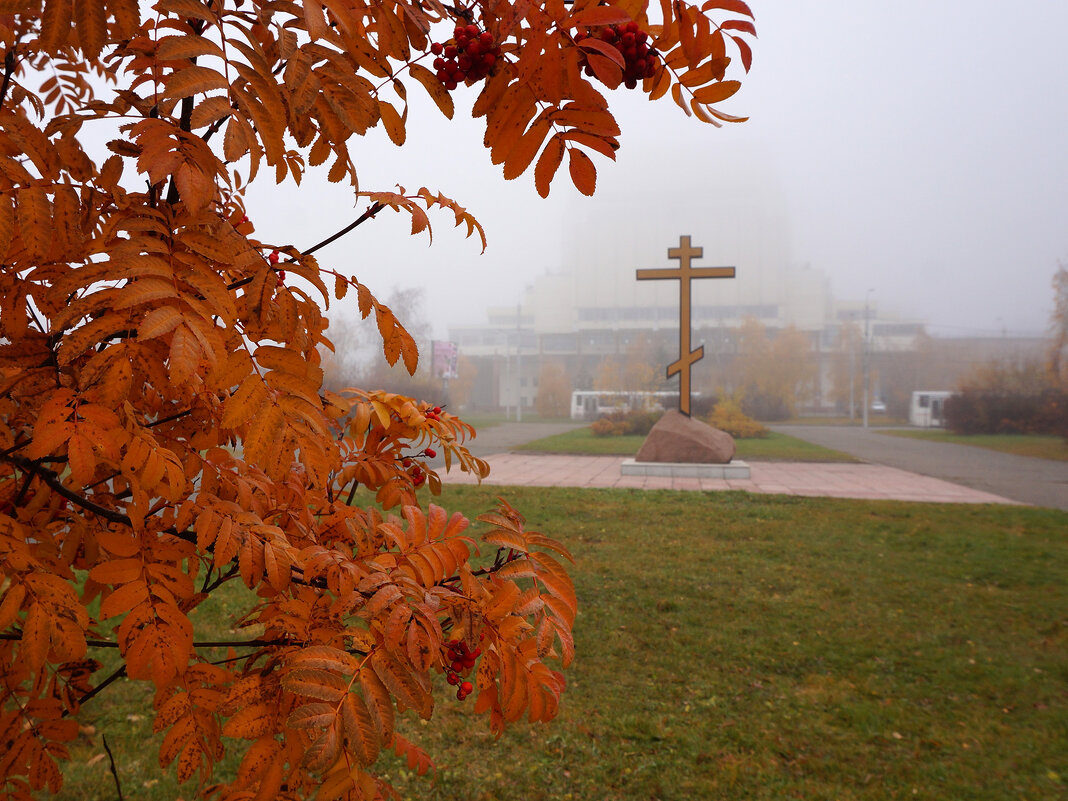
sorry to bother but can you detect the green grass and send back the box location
[878,429,1068,462]
[56,488,1068,801]
[515,426,858,462]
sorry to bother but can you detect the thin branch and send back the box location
[13,471,33,507]
[0,48,16,109]
[303,202,383,257]
[0,632,300,649]
[202,562,240,594]
[225,202,384,293]
[102,735,125,801]
[0,437,29,458]
[67,665,126,714]
[6,454,131,525]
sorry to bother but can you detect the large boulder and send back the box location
[635,410,736,464]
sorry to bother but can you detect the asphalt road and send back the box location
[772,425,1068,511]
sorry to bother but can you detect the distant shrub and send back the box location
[591,417,626,436]
[740,391,791,422]
[689,394,719,418]
[590,409,663,437]
[944,390,1068,436]
[706,397,769,438]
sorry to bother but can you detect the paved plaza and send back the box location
[441,453,1019,505]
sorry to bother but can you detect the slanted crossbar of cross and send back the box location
[636,235,736,416]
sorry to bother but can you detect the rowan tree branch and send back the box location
[303,202,384,257]
[6,454,131,525]
[102,735,125,801]
[225,202,384,293]
[0,49,17,110]
[0,632,306,650]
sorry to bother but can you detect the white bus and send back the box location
[909,390,954,428]
[570,390,682,420]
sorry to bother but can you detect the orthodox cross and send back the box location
[636,235,736,416]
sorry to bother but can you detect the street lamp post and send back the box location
[515,302,522,422]
[862,289,873,429]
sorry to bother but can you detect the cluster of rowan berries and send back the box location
[576,21,659,89]
[425,405,443,422]
[403,458,425,487]
[444,639,481,700]
[267,249,285,281]
[431,25,501,90]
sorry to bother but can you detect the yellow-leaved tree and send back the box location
[0,0,755,798]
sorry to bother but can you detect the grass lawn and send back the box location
[515,426,859,462]
[878,429,1068,462]
[57,488,1068,801]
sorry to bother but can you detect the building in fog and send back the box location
[445,140,1046,419]
[448,260,928,415]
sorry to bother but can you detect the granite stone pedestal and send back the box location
[624,409,752,479]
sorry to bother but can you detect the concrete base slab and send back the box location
[621,459,751,479]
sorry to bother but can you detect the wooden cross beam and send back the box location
[636,235,736,416]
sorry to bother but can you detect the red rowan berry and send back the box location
[277,271,286,282]
[268,249,279,264]
[433,406,442,414]
[425,448,437,458]
[444,44,457,58]
[627,20,639,33]
[433,57,445,70]
[431,41,443,55]
[480,31,493,46]
[450,659,464,673]
[456,687,466,700]
[454,24,465,37]
[465,24,478,37]
[447,672,460,685]
[460,681,473,694]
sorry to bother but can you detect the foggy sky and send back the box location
[245,0,1068,345]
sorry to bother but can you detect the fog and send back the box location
[245,0,1068,344]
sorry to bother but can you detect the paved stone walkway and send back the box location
[441,453,1018,505]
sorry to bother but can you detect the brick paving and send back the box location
[441,453,1019,505]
